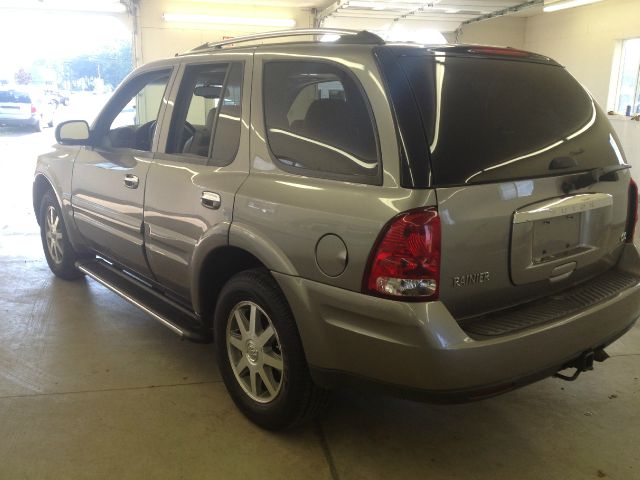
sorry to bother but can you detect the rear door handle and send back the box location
[124,174,139,189]
[201,191,221,210]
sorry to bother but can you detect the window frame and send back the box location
[91,66,175,153]
[162,60,245,166]
[210,62,245,167]
[611,37,640,115]
[261,58,382,186]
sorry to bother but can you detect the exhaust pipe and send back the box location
[554,348,610,382]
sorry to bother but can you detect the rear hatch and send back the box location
[0,89,32,118]
[381,46,632,319]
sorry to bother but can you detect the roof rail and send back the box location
[181,28,384,55]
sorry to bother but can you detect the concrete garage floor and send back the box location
[1,124,639,480]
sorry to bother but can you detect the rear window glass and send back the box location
[398,55,623,186]
[0,90,30,103]
[263,61,379,183]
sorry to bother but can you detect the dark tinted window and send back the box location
[263,61,379,182]
[398,55,623,186]
[0,90,30,103]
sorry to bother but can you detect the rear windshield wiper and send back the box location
[561,164,631,194]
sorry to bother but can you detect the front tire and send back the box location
[39,191,84,280]
[214,269,328,430]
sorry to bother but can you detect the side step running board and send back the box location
[76,259,211,343]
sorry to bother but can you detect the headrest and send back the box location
[305,99,349,127]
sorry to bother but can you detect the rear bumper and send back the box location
[0,115,37,126]
[274,244,640,399]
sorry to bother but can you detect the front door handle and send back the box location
[201,191,221,210]
[124,174,139,189]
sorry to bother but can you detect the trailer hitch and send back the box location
[554,349,609,382]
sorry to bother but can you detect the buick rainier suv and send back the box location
[33,29,640,430]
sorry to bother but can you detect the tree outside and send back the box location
[11,41,132,93]
[14,68,32,85]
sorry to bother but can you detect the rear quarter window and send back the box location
[0,91,30,103]
[395,54,624,186]
[262,60,380,184]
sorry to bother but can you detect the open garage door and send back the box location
[0,0,133,247]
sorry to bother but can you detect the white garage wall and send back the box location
[458,0,640,175]
[523,0,640,109]
[136,0,314,63]
[457,16,526,49]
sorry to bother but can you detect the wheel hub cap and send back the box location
[246,340,259,364]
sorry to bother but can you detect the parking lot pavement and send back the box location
[0,92,110,241]
[0,104,639,479]
[0,127,51,238]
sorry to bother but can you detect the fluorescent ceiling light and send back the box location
[543,0,602,12]
[163,13,296,27]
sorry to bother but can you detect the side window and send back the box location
[103,70,172,152]
[166,61,243,166]
[263,61,379,182]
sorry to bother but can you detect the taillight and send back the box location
[626,178,638,243]
[30,104,36,113]
[363,208,441,300]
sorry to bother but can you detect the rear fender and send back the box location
[228,222,298,277]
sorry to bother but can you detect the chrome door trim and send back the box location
[201,191,221,209]
[513,193,613,224]
[124,174,140,189]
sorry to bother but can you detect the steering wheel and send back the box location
[184,121,195,138]
[131,120,156,151]
[180,121,197,152]
[147,120,157,151]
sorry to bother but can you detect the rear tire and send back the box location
[33,117,43,132]
[39,191,84,280]
[214,269,329,430]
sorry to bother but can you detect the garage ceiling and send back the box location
[1,0,546,42]
[319,0,541,32]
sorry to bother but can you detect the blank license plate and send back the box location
[532,213,581,263]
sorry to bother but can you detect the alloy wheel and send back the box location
[226,301,284,403]
[45,205,64,264]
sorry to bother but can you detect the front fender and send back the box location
[33,145,88,252]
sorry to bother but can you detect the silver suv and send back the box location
[0,87,56,131]
[33,29,640,430]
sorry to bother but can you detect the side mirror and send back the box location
[55,120,91,145]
